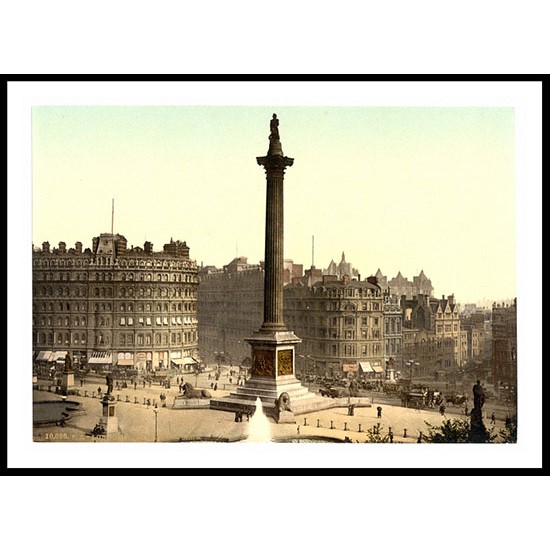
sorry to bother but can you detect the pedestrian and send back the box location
[97,386,102,395]
[134,382,137,391]
[214,383,218,391]
[389,431,394,443]
[439,404,446,416]
[297,426,300,435]
[491,412,496,425]
[80,378,84,387]
[210,382,214,389]
[377,406,382,418]
[417,433,422,443]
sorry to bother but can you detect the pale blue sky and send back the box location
[32,105,516,304]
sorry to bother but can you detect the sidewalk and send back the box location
[34,377,507,443]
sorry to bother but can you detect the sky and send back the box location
[31,101,516,305]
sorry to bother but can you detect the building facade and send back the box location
[198,258,390,378]
[284,275,385,377]
[491,299,517,394]
[32,233,199,372]
[198,257,264,365]
[401,294,462,375]
[375,269,434,299]
[383,291,403,372]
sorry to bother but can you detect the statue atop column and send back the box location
[269,113,280,141]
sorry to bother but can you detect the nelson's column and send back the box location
[210,114,325,421]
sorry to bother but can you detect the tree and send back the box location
[364,425,389,443]
[499,421,517,443]
[422,418,497,443]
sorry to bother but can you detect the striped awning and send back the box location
[359,362,374,373]
[36,351,53,362]
[171,357,198,366]
[88,351,113,364]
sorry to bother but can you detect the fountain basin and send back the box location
[33,400,82,426]
[272,436,344,443]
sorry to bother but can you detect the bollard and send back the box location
[117,394,121,401]
[317,419,320,428]
[304,418,307,426]
[330,420,334,429]
[144,398,147,405]
[403,428,407,438]
[85,390,88,397]
[126,395,130,402]
[135,397,138,404]
[344,422,347,431]
[92,392,95,398]
[358,424,362,432]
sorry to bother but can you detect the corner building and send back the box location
[32,233,198,372]
[284,275,385,376]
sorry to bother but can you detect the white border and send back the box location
[8,80,542,469]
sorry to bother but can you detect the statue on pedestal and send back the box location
[469,379,488,442]
[64,352,73,372]
[106,373,114,395]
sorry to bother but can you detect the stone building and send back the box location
[491,299,517,395]
[32,233,199,372]
[284,274,385,377]
[198,257,264,366]
[383,291,403,373]
[461,311,492,363]
[400,294,462,376]
[198,258,389,378]
[375,269,434,299]
[323,252,359,279]
[283,259,304,285]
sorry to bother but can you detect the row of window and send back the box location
[119,316,195,326]
[34,330,198,346]
[33,258,195,270]
[33,300,197,313]
[314,343,383,357]
[287,300,383,311]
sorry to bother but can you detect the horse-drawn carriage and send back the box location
[444,392,468,406]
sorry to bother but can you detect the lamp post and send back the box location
[153,404,159,442]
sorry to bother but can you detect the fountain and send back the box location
[246,398,272,442]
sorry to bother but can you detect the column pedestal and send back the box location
[61,372,75,395]
[98,395,118,434]
[210,330,327,421]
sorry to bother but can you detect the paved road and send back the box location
[33,374,511,444]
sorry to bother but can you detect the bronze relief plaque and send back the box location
[277,349,294,376]
[251,349,275,377]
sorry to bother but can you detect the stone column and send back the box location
[256,152,293,331]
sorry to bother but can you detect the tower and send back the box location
[210,114,325,420]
